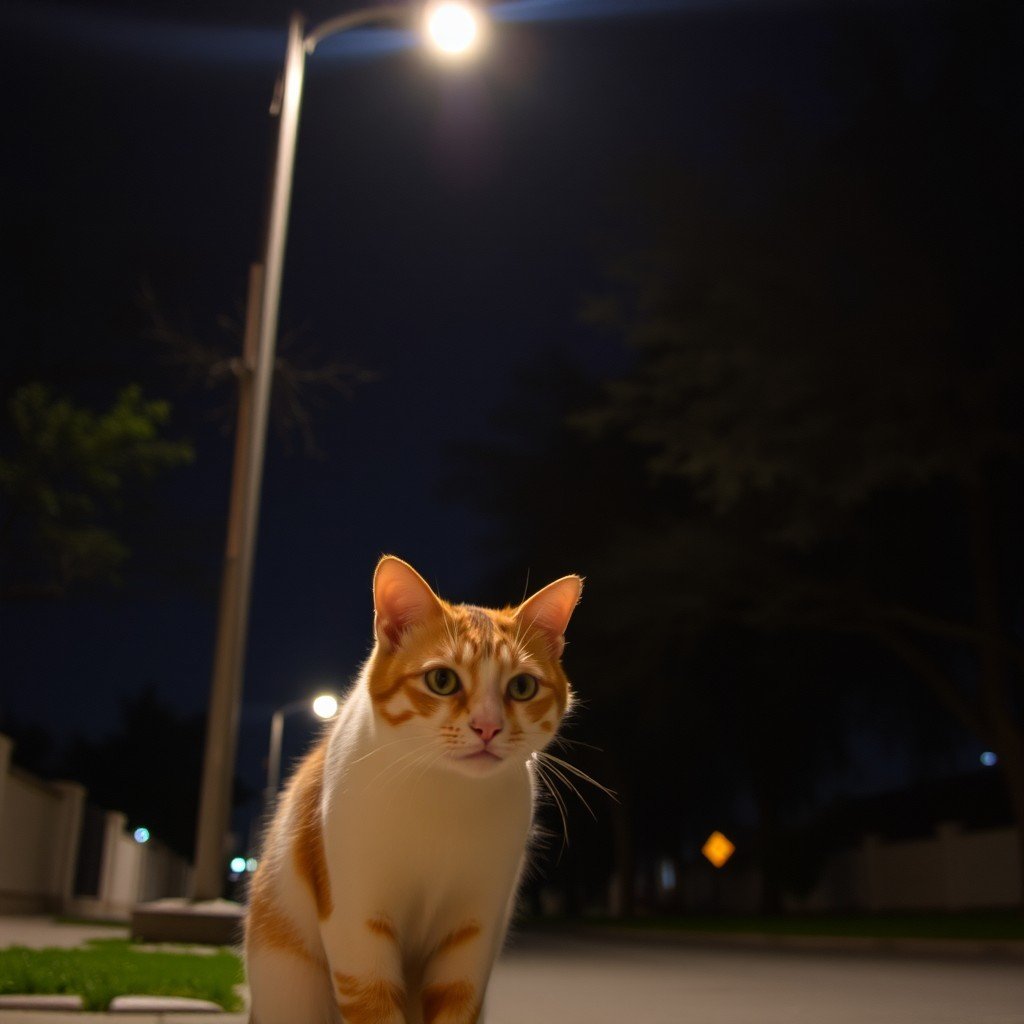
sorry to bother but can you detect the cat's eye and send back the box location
[425,667,461,696]
[507,674,539,702]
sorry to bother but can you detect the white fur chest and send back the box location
[321,688,534,954]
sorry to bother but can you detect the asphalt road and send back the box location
[485,932,1024,1024]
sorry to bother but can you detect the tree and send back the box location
[446,359,855,916]
[576,5,1024,902]
[60,687,251,859]
[0,384,194,599]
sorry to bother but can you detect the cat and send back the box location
[245,554,583,1024]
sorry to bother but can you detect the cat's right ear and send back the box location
[373,556,444,652]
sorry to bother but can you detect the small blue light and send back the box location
[980,751,998,767]
[133,827,150,844]
[659,858,677,891]
[229,856,247,874]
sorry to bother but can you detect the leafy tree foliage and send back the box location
[450,0,1024,913]
[574,1,1024,907]
[0,384,194,599]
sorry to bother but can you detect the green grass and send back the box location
[582,911,1024,941]
[0,939,244,1012]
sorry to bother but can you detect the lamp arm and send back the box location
[305,4,413,54]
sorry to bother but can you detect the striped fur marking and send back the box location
[366,916,399,943]
[524,692,556,722]
[334,972,405,1024]
[379,707,415,726]
[246,884,322,967]
[421,980,479,1024]
[432,921,481,959]
[290,743,333,920]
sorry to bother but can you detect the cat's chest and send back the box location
[322,748,532,905]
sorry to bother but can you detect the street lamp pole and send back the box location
[191,3,485,902]
[263,692,340,826]
[192,12,308,903]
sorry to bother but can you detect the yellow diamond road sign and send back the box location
[702,830,735,868]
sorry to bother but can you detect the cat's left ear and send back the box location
[515,575,583,659]
[373,556,445,652]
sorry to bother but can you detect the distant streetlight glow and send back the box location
[133,827,151,844]
[981,750,998,767]
[230,856,247,874]
[425,1,481,55]
[312,693,339,719]
[262,690,342,829]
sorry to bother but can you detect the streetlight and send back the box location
[192,0,488,902]
[265,692,340,818]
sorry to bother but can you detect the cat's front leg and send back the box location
[321,913,407,1024]
[418,917,503,1024]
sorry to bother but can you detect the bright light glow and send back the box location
[133,827,150,844]
[312,693,339,719]
[246,857,259,873]
[229,856,247,874]
[424,2,481,56]
[981,750,998,767]
[701,830,735,869]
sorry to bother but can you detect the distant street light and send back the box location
[265,692,340,819]
[192,1,488,901]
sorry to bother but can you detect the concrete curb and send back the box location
[0,995,247,1020]
[0,1015,246,1023]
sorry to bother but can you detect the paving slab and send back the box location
[109,996,224,1012]
[0,917,128,949]
[0,995,84,1010]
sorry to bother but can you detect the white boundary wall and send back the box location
[784,822,1020,913]
[0,733,192,918]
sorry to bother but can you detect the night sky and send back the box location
[2,0,1014,854]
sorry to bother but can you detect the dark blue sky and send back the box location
[1,0,973,813]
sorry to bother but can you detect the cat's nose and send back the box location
[470,717,503,743]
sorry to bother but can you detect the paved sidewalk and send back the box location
[0,916,248,1023]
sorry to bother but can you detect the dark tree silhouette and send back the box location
[577,1,1024,906]
[60,687,251,859]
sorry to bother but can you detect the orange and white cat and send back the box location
[245,555,582,1024]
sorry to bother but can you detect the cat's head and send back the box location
[366,555,582,777]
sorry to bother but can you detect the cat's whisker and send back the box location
[348,734,434,767]
[536,750,618,802]
[534,753,597,821]
[382,739,449,793]
[552,735,604,754]
[411,747,450,789]
[530,759,570,852]
[363,737,436,791]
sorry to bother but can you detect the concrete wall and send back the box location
[634,821,1021,916]
[0,733,192,919]
[788,822,1021,913]
[0,735,85,914]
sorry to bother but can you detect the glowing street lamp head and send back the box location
[312,693,339,719]
[424,1,483,57]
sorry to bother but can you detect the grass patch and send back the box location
[0,939,244,1012]
[581,911,1024,941]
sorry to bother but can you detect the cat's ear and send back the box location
[515,575,583,658]
[373,556,444,651]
